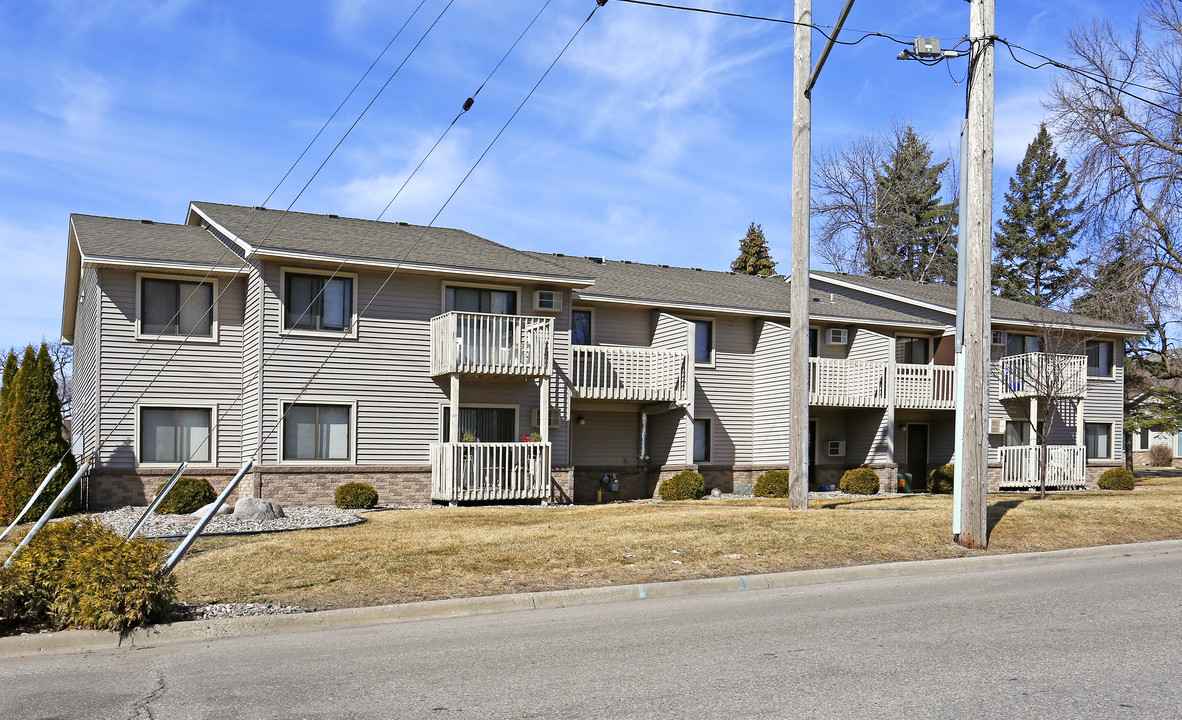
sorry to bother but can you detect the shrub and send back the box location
[0,518,175,631]
[1098,467,1136,491]
[753,470,793,498]
[658,471,706,501]
[1147,443,1174,467]
[928,464,955,494]
[839,467,880,495]
[335,482,378,510]
[154,477,217,515]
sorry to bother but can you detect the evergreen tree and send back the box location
[0,344,77,524]
[993,124,1082,305]
[730,222,777,276]
[869,126,957,283]
[0,350,16,416]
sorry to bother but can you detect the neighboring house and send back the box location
[60,202,1143,509]
[1128,428,1182,467]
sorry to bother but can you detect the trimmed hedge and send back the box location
[658,471,706,501]
[928,464,955,494]
[0,518,175,632]
[335,482,379,510]
[839,467,880,495]
[155,477,217,515]
[753,470,792,498]
[1098,467,1136,491]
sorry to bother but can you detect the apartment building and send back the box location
[60,202,1142,509]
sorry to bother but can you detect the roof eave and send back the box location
[60,218,82,343]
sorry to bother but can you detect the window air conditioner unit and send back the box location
[988,418,1006,435]
[534,290,562,313]
[991,330,1005,346]
[530,407,561,429]
[826,328,848,345]
[827,440,846,457]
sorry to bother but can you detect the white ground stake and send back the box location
[126,462,188,541]
[162,458,254,575]
[0,462,62,546]
[3,460,91,568]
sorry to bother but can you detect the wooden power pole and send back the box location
[955,0,994,548]
[789,0,812,510]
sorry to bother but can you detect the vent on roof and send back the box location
[253,206,266,210]
[692,268,702,272]
[586,256,604,264]
[660,264,669,268]
[138,219,154,224]
[623,260,632,264]
[553,253,565,257]
[397,221,409,226]
[325,213,339,219]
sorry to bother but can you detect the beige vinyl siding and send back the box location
[646,409,684,465]
[815,325,849,359]
[845,409,889,465]
[97,269,245,468]
[239,262,264,462]
[650,313,693,464]
[752,320,791,465]
[570,409,640,465]
[693,315,755,465]
[583,303,652,346]
[71,267,102,457]
[847,327,891,363]
[1083,348,1125,461]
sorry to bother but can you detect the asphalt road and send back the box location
[3,547,1180,719]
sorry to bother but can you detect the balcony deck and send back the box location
[895,363,956,410]
[808,357,887,408]
[430,312,553,377]
[430,442,551,502]
[571,345,688,403]
[999,445,1086,489]
[996,352,1087,400]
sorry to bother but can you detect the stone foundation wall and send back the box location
[1129,450,1182,468]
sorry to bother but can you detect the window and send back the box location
[897,336,930,364]
[808,328,819,358]
[284,272,353,332]
[1085,423,1112,459]
[571,309,592,346]
[1005,421,1030,447]
[1086,340,1114,377]
[694,319,713,364]
[1137,427,1150,451]
[283,404,351,461]
[441,406,517,442]
[140,407,211,464]
[140,277,213,337]
[1005,333,1041,356]
[693,418,711,463]
[445,285,517,314]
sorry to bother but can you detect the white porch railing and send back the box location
[999,445,1086,489]
[571,346,688,402]
[996,353,1087,400]
[896,363,956,410]
[430,312,553,377]
[430,442,551,502]
[808,357,888,407]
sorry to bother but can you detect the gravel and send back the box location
[170,602,314,621]
[90,505,365,539]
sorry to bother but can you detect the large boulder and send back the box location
[232,497,286,522]
[192,502,233,518]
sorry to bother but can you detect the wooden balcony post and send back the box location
[449,374,461,444]
[539,376,550,443]
[887,352,897,478]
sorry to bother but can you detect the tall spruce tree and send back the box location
[731,222,777,276]
[869,126,957,283]
[0,350,16,416]
[993,124,1082,305]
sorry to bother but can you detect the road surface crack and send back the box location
[129,672,167,720]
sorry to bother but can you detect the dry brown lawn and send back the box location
[173,474,1182,611]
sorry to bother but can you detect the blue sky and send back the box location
[0,0,1142,349]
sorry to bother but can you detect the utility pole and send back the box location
[788,0,812,510]
[954,0,994,548]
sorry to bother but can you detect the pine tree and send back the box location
[0,350,16,416]
[993,124,1082,305]
[731,222,777,276]
[869,126,957,283]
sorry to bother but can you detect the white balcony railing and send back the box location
[996,353,1087,400]
[430,312,553,377]
[430,442,551,502]
[808,357,888,407]
[999,445,1086,489]
[896,363,956,410]
[571,345,688,402]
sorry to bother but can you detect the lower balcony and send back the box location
[999,445,1086,489]
[430,441,551,502]
[571,345,688,403]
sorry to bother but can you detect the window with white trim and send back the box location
[571,309,593,346]
[1086,340,1114,377]
[140,407,211,463]
[693,418,712,463]
[693,319,713,364]
[283,404,351,461]
[141,277,213,337]
[1085,423,1112,459]
[284,273,354,332]
[1004,421,1030,447]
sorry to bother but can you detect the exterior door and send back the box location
[907,423,929,490]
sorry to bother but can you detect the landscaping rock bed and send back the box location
[170,602,313,621]
[90,505,364,539]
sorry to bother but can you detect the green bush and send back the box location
[928,464,955,494]
[335,482,378,510]
[658,471,706,501]
[1147,444,1173,467]
[0,518,175,632]
[1098,467,1136,491]
[839,467,880,495]
[154,477,217,515]
[753,470,793,498]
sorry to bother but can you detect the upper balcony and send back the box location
[895,363,956,410]
[809,357,888,408]
[995,352,1087,400]
[430,312,553,377]
[571,345,689,403]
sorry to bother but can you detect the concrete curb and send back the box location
[3,538,1179,660]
